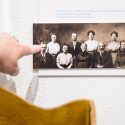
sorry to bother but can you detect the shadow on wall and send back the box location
[0,73,16,93]
[25,75,39,103]
[0,74,39,104]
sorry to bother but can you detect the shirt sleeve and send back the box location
[57,43,60,53]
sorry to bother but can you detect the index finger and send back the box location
[20,44,41,57]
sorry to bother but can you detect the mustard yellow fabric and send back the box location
[0,87,93,125]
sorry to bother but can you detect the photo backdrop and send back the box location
[33,23,125,45]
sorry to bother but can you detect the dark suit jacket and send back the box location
[33,52,53,68]
[94,51,113,68]
[69,41,82,57]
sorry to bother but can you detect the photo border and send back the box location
[33,23,125,77]
[38,69,125,77]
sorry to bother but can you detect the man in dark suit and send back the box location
[33,42,53,68]
[94,42,113,68]
[69,33,81,68]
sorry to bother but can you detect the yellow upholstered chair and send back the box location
[0,87,96,125]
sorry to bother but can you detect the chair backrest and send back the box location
[0,87,96,125]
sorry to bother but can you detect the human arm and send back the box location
[0,33,41,75]
[56,54,64,69]
[67,55,73,69]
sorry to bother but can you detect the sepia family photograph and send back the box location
[33,23,125,69]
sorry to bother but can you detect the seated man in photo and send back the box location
[33,42,53,68]
[94,42,113,68]
[56,43,73,69]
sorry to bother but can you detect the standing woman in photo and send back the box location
[85,30,99,67]
[107,31,120,67]
[46,33,60,68]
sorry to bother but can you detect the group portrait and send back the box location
[33,23,125,69]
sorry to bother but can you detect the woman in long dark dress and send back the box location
[77,43,92,68]
[116,40,125,68]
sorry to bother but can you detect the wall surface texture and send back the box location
[1,0,125,125]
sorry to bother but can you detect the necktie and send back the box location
[73,42,76,50]
[43,53,46,62]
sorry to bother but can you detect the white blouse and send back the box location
[107,41,120,52]
[85,40,98,51]
[56,53,73,66]
[47,42,60,55]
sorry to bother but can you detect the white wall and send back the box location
[8,0,39,97]
[1,0,125,125]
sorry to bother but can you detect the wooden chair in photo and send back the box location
[0,87,96,125]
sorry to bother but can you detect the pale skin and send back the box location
[0,33,41,76]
